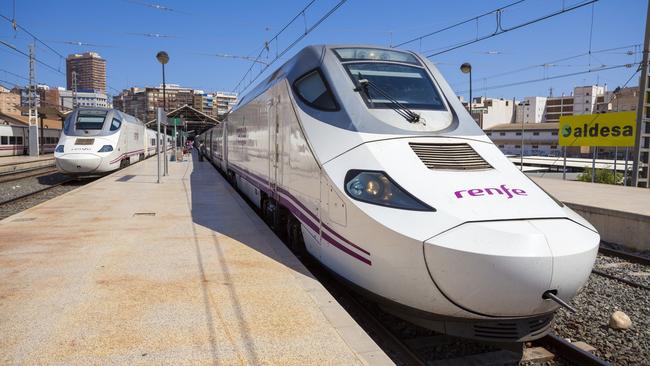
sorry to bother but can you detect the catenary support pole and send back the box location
[623,146,630,186]
[614,146,618,183]
[156,108,161,183]
[563,146,567,180]
[591,147,597,183]
[632,0,650,187]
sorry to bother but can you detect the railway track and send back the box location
[0,166,59,183]
[0,179,74,206]
[535,334,611,366]
[593,246,650,291]
[598,246,650,265]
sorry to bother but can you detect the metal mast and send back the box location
[71,70,78,109]
[632,0,650,187]
[28,42,39,157]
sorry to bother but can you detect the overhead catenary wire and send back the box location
[449,44,641,89]
[0,39,64,75]
[232,0,348,94]
[455,63,636,94]
[391,0,598,58]
[0,13,64,60]
[427,0,598,58]
[0,67,30,82]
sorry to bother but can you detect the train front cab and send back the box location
[55,109,123,175]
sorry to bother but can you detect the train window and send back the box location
[16,136,22,145]
[76,110,108,130]
[334,48,420,65]
[345,63,445,111]
[151,138,156,145]
[9,136,16,144]
[110,118,122,131]
[0,136,7,145]
[293,69,339,111]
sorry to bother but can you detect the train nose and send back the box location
[56,154,102,173]
[423,219,598,317]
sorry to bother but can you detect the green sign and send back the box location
[168,117,183,126]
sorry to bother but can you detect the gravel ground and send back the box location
[0,171,71,203]
[0,180,89,220]
[553,273,650,365]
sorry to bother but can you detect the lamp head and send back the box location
[460,62,472,74]
[156,51,169,65]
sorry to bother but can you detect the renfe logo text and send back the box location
[455,184,527,199]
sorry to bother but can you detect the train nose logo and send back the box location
[561,125,572,138]
[454,184,527,199]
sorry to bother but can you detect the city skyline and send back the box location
[0,0,645,101]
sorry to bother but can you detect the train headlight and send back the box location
[55,145,64,153]
[344,170,435,211]
[98,145,113,152]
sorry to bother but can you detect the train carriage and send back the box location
[55,108,164,176]
[0,125,61,156]
[199,45,600,342]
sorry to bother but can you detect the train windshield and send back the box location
[344,63,446,111]
[76,110,108,130]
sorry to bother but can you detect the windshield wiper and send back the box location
[353,74,420,123]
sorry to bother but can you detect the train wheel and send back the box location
[261,197,274,228]
[287,216,306,257]
[139,153,145,161]
[119,158,128,169]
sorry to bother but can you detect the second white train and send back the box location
[55,108,169,176]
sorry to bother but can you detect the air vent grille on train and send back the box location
[409,143,492,170]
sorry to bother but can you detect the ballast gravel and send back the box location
[0,172,70,203]
[553,273,650,365]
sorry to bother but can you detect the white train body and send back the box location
[198,45,599,342]
[55,108,166,176]
[0,125,61,156]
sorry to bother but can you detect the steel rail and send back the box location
[599,246,650,266]
[537,333,611,366]
[591,268,650,291]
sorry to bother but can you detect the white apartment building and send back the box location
[59,88,111,109]
[573,85,605,115]
[515,96,547,123]
[544,85,605,122]
[215,91,238,117]
[468,96,517,129]
[485,123,567,157]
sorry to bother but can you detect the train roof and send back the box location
[235,44,418,110]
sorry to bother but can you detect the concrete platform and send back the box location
[0,153,54,166]
[0,154,54,174]
[0,154,392,365]
[534,177,650,251]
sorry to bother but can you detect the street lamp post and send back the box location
[460,62,474,127]
[156,51,169,176]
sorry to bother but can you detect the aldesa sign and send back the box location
[559,111,636,147]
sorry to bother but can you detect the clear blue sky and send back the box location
[0,0,646,101]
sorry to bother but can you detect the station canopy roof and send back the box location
[146,104,219,135]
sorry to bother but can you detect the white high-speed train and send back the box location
[55,108,168,176]
[0,125,61,156]
[198,45,599,342]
